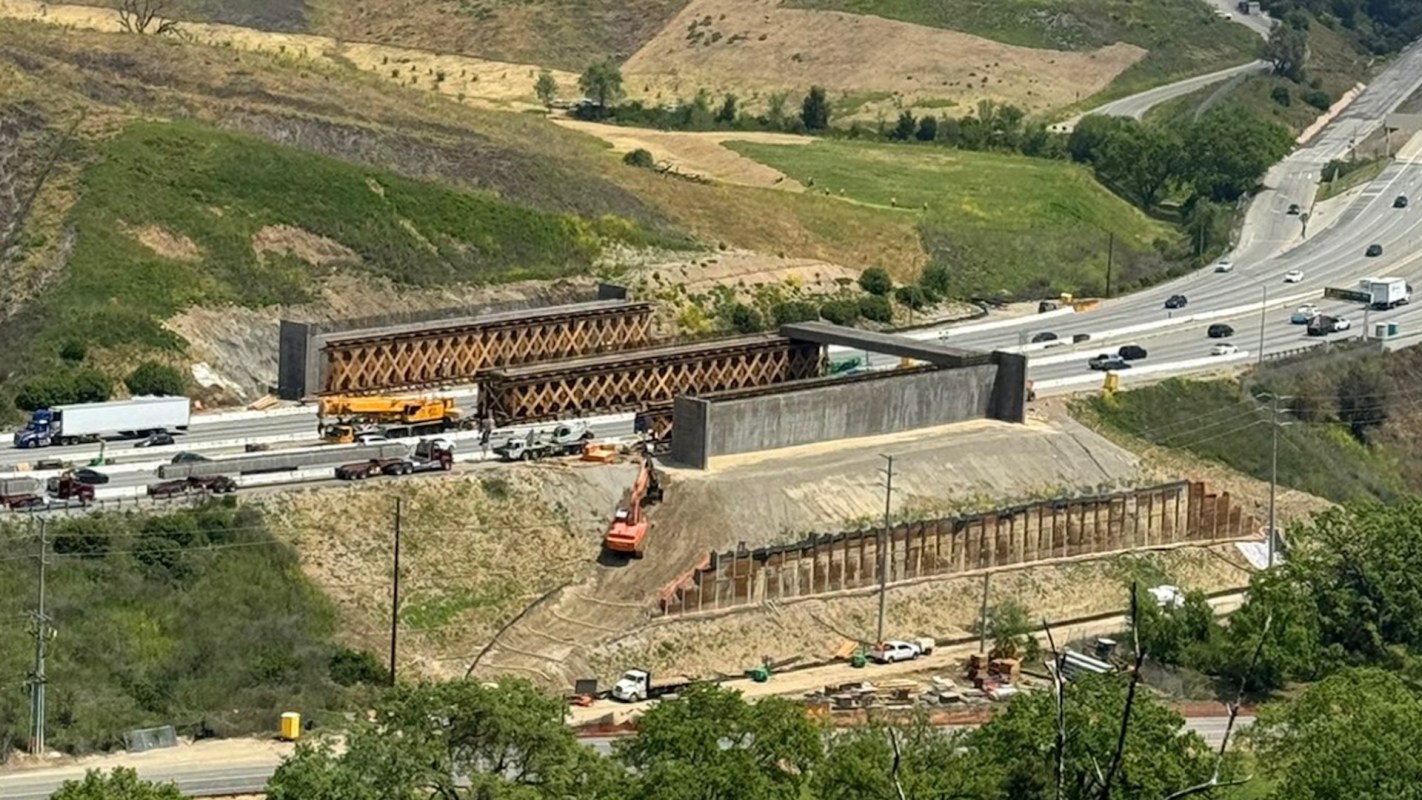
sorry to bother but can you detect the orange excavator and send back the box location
[602,458,665,560]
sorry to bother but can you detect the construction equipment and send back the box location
[602,458,665,559]
[493,422,595,462]
[318,395,465,443]
[610,669,691,702]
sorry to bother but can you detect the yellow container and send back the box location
[280,712,301,741]
[1103,373,1121,393]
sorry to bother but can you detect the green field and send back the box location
[9,119,657,374]
[727,139,1178,297]
[783,0,1261,105]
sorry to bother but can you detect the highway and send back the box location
[0,717,1252,800]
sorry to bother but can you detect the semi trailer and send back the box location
[12,396,190,448]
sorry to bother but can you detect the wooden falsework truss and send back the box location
[482,337,823,424]
[320,304,653,395]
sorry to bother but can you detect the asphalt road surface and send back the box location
[0,717,1253,800]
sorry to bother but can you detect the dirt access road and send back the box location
[554,119,814,189]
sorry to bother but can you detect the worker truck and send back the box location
[318,396,466,444]
[1368,277,1412,310]
[610,669,693,703]
[12,396,190,448]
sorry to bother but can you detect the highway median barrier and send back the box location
[1032,350,1254,392]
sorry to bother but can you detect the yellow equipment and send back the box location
[318,396,463,443]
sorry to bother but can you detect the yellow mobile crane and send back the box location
[318,396,465,443]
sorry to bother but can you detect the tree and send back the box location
[920,263,953,297]
[800,86,830,131]
[1213,570,1322,691]
[116,0,179,34]
[1066,114,1132,164]
[1264,23,1309,81]
[771,300,820,326]
[857,266,893,296]
[894,285,929,310]
[972,600,1041,661]
[1336,362,1388,442]
[858,295,893,323]
[126,360,186,397]
[15,369,112,411]
[534,69,559,108]
[266,680,627,800]
[623,148,656,169]
[578,59,625,112]
[59,340,87,363]
[1183,110,1293,202]
[716,93,738,125]
[890,110,916,141]
[1254,668,1422,798]
[814,721,999,800]
[915,115,939,142]
[53,768,184,800]
[725,303,764,334]
[616,683,822,800]
[1130,585,1219,666]
[819,299,861,326]
[1096,121,1184,208]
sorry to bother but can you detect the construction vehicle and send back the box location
[318,395,465,444]
[48,476,95,503]
[188,475,239,494]
[493,422,595,462]
[602,458,665,559]
[13,396,190,448]
[402,439,456,474]
[610,669,693,703]
[335,458,405,480]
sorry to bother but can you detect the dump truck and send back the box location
[0,477,42,498]
[493,422,595,462]
[1368,277,1412,310]
[602,458,665,559]
[318,395,465,443]
[48,476,95,503]
[610,669,693,703]
[13,396,190,448]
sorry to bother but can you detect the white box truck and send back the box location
[1369,277,1411,310]
[12,396,190,448]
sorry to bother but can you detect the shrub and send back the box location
[329,647,390,687]
[920,263,953,297]
[819,299,860,326]
[59,340,87,363]
[1304,89,1333,110]
[771,300,819,326]
[622,148,656,169]
[857,266,893,296]
[725,302,764,333]
[895,284,929,310]
[126,361,187,397]
[1271,86,1292,106]
[858,295,893,323]
[15,369,113,411]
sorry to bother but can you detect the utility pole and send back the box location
[876,455,894,646]
[978,573,991,654]
[1257,284,1268,366]
[27,519,49,755]
[1105,232,1115,298]
[1268,397,1279,569]
[389,497,402,686]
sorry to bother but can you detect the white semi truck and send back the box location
[12,396,190,448]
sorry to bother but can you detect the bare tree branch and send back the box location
[1044,619,1068,800]
[116,0,179,35]
[1161,613,1273,800]
[1098,582,1146,800]
[886,727,908,800]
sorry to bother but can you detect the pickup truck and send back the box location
[610,669,693,703]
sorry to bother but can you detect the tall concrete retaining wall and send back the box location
[669,353,1026,469]
[657,482,1257,616]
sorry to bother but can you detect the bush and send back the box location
[59,340,87,363]
[858,295,893,323]
[622,148,656,169]
[725,302,764,334]
[895,285,930,310]
[819,299,860,326]
[1271,86,1292,106]
[126,361,187,397]
[15,369,113,411]
[857,267,893,296]
[770,300,820,326]
[920,263,953,297]
[1304,89,1334,110]
[329,647,390,687]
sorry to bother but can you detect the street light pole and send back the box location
[1258,284,1268,367]
[876,454,894,646]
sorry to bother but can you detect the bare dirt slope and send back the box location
[623,0,1146,116]
[554,120,814,189]
[469,417,1147,687]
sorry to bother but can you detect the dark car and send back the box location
[148,479,190,499]
[1287,203,1300,215]
[1165,294,1188,310]
[72,468,110,486]
[1072,333,1092,344]
[170,452,210,464]
[1207,323,1234,338]
[1031,332,1058,343]
[1118,344,1148,361]
[1395,195,1409,208]
[1088,353,1131,371]
[134,431,175,448]
[1366,244,1383,257]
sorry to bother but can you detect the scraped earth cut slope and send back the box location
[623,0,1146,115]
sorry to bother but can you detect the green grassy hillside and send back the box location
[727,140,1178,297]
[783,0,1261,105]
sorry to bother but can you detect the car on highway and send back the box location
[1165,294,1188,310]
[72,468,109,486]
[1118,344,1148,361]
[1291,304,1320,324]
[147,479,190,499]
[1207,323,1234,338]
[1396,195,1409,208]
[1213,259,1234,273]
[1366,243,1383,257]
[1284,269,1304,283]
[170,452,210,464]
[870,640,923,664]
[355,431,390,446]
[1307,315,1352,336]
[1088,354,1131,371]
[1210,342,1239,356]
[1030,332,1058,343]
[133,431,175,448]
[1072,333,1091,344]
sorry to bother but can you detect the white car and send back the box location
[1332,317,1352,331]
[1284,269,1304,283]
[355,431,390,445]
[1211,342,1239,356]
[870,640,922,664]
[1213,260,1234,273]
[1291,305,1320,324]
